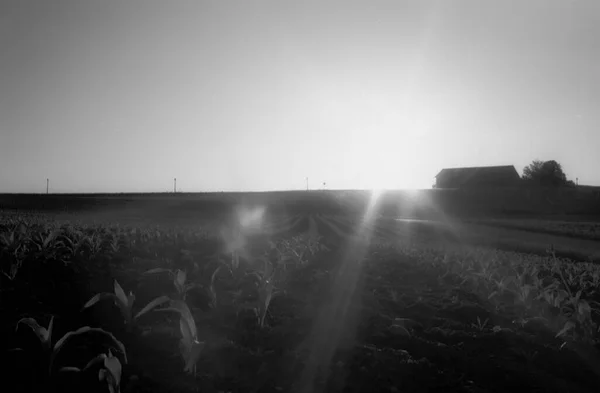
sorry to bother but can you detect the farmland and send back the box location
[2,191,600,393]
[464,217,600,241]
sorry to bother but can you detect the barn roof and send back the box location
[435,165,519,185]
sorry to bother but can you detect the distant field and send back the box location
[3,185,600,220]
[3,191,600,392]
[1,191,599,263]
[463,218,600,241]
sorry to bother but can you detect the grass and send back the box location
[2,193,600,393]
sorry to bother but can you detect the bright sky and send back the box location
[1,0,599,193]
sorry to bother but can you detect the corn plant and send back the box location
[143,268,202,301]
[1,250,25,280]
[50,326,127,375]
[59,349,122,393]
[545,252,599,343]
[514,284,536,311]
[83,279,171,330]
[272,235,328,270]
[487,276,516,300]
[0,227,29,280]
[106,233,122,254]
[555,289,599,343]
[87,232,105,258]
[471,316,490,332]
[536,283,567,308]
[29,229,63,258]
[241,259,285,328]
[146,299,205,375]
[61,230,88,259]
[16,316,55,351]
[15,317,127,379]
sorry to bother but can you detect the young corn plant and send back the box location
[87,232,105,259]
[16,316,55,351]
[29,229,63,260]
[15,317,127,380]
[106,234,122,254]
[545,252,599,343]
[0,227,29,280]
[61,230,88,260]
[555,289,599,344]
[50,326,127,377]
[146,299,205,375]
[471,316,490,332]
[488,276,516,301]
[243,259,285,328]
[143,268,202,301]
[59,349,122,393]
[83,279,171,331]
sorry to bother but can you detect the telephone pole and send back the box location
[306,177,309,191]
[174,178,177,193]
[46,178,49,194]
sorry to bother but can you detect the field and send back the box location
[464,217,600,241]
[2,192,600,393]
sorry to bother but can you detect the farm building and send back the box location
[435,165,521,189]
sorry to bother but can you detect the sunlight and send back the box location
[368,188,385,209]
[218,205,266,265]
[236,205,266,231]
[298,215,375,393]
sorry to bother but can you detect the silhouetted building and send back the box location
[435,165,521,189]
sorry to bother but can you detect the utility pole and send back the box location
[46,178,49,194]
[174,178,177,193]
[576,177,579,186]
[306,177,308,191]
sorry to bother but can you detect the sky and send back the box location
[1,0,599,193]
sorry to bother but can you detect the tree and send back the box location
[522,159,568,187]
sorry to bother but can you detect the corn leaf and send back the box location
[181,339,204,375]
[100,350,122,393]
[178,315,204,374]
[47,315,54,347]
[83,353,109,372]
[156,300,197,339]
[83,293,119,310]
[556,321,576,338]
[16,317,53,349]
[179,317,194,350]
[184,283,202,293]
[175,270,187,289]
[50,326,127,374]
[133,295,170,320]
[113,280,129,308]
[58,366,82,373]
[43,230,60,248]
[143,268,172,275]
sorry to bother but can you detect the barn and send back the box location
[434,165,521,189]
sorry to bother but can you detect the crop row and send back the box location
[371,243,600,350]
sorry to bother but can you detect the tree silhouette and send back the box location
[522,159,568,187]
